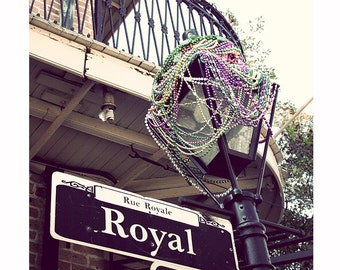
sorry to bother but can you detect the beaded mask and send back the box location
[145,34,275,198]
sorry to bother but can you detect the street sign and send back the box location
[50,171,239,269]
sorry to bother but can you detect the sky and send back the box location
[211,0,314,115]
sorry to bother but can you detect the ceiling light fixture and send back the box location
[98,89,116,124]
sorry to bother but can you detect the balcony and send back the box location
[29,0,244,66]
[29,0,284,222]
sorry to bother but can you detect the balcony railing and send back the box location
[29,0,243,66]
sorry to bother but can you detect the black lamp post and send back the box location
[146,30,279,269]
[177,56,278,270]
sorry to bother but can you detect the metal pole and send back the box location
[195,51,275,268]
[273,96,313,139]
[213,83,277,269]
[168,31,276,269]
[255,83,279,196]
[224,190,275,269]
[216,126,274,269]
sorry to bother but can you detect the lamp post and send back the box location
[145,30,279,269]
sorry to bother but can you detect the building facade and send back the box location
[29,1,285,269]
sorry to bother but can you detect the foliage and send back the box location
[225,11,277,80]
[223,10,314,269]
[274,101,314,269]
[275,101,313,218]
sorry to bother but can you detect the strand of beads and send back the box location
[146,34,275,199]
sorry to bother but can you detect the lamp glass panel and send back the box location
[177,86,213,134]
[177,86,255,167]
[176,75,256,170]
[177,86,219,165]
[225,125,253,155]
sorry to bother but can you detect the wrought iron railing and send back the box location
[29,0,243,66]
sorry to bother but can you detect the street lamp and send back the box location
[175,56,264,180]
[145,30,279,269]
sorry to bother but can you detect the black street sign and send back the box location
[50,171,239,269]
